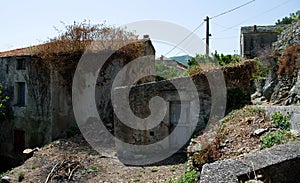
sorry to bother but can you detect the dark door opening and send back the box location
[14,129,25,152]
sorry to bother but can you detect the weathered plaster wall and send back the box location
[114,60,256,155]
[96,40,156,132]
[50,70,76,140]
[240,25,284,58]
[0,56,52,156]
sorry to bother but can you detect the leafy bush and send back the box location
[252,58,270,79]
[187,52,241,75]
[155,62,187,80]
[260,131,292,149]
[271,112,290,130]
[213,51,241,66]
[276,10,300,25]
[0,170,9,178]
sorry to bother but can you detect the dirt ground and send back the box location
[5,135,186,183]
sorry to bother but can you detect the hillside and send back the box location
[1,135,185,182]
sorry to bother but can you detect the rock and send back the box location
[23,147,39,158]
[290,130,300,137]
[1,176,10,183]
[255,119,264,123]
[23,147,39,154]
[245,180,263,183]
[253,128,268,136]
[269,20,300,105]
[237,147,245,154]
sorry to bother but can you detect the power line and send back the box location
[164,21,205,56]
[164,0,256,56]
[211,0,256,19]
[215,0,291,34]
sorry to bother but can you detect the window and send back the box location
[16,59,26,70]
[15,82,25,106]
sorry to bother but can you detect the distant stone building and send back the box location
[156,55,187,73]
[240,25,285,58]
[0,39,155,160]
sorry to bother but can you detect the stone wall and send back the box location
[0,39,156,159]
[0,56,52,157]
[95,40,156,132]
[252,20,300,105]
[114,60,256,157]
[200,141,300,183]
[240,25,284,58]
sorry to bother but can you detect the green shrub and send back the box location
[155,62,187,81]
[252,58,270,79]
[260,131,294,149]
[0,170,9,178]
[271,112,291,130]
[0,83,10,120]
[168,169,200,183]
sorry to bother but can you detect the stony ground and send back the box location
[4,135,186,183]
[187,105,292,170]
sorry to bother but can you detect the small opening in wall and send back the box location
[15,82,25,106]
[16,58,26,70]
[14,129,25,152]
[150,131,154,136]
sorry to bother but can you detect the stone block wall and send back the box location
[240,25,284,58]
[114,60,256,156]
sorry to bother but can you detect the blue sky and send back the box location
[0,0,299,57]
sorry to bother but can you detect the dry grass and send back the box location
[278,43,300,76]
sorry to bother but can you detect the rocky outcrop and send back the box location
[253,20,300,105]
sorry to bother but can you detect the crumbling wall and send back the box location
[0,56,52,157]
[114,60,256,155]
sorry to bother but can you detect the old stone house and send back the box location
[240,25,285,58]
[0,38,155,160]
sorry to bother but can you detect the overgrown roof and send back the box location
[0,38,154,58]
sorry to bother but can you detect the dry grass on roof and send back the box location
[190,59,256,78]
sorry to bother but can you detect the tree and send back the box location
[276,10,300,25]
[0,84,9,120]
[155,62,187,80]
[187,52,241,75]
[32,20,139,91]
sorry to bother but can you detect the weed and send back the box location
[260,130,295,149]
[18,171,24,182]
[31,165,36,169]
[271,112,291,130]
[0,170,9,178]
[168,169,200,183]
[82,165,100,173]
[150,166,158,172]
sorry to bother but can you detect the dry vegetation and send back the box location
[28,21,146,90]
[5,135,186,182]
[187,106,299,171]
[278,43,300,76]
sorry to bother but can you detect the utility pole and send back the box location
[204,16,211,56]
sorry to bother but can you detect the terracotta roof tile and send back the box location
[0,39,152,58]
[0,46,34,57]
